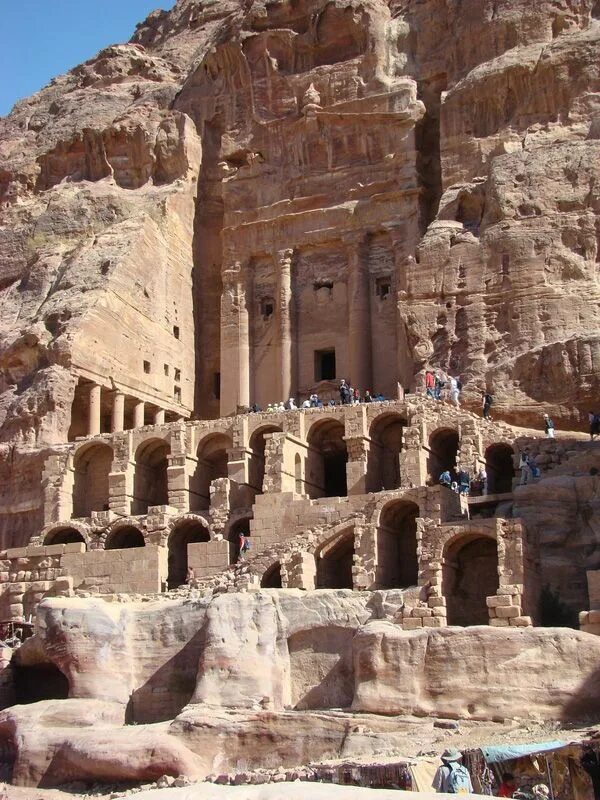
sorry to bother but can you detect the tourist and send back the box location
[434,373,444,400]
[364,390,373,403]
[458,467,470,495]
[589,411,600,441]
[277,401,286,412]
[288,397,297,411]
[238,531,247,558]
[185,566,195,585]
[353,387,360,404]
[497,772,517,798]
[543,413,555,438]
[339,379,351,405]
[482,390,493,419]
[450,376,460,407]
[302,398,311,409]
[478,465,488,495]
[425,370,435,399]
[310,393,319,408]
[532,785,549,800]
[519,453,532,485]
[439,470,452,489]
[432,749,473,794]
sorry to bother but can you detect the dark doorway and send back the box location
[444,536,499,626]
[485,444,515,494]
[261,563,282,588]
[105,526,145,550]
[191,433,231,511]
[307,420,348,498]
[14,664,69,704]
[367,414,405,492]
[377,501,419,589]
[44,527,86,546]
[315,349,336,381]
[168,520,210,589]
[316,533,354,589]
[72,443,113,518]
[133,439,170,515]
[427,428,459,484]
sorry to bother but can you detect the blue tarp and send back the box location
[481,741,569,764]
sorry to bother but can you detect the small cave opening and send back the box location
[13,663,69,705]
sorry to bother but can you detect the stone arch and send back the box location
[72,441,113,518]
[443,533,499,626]
[133,438,170,515]
[261,562,282,589]
[315,527,354,589]
[427,427,459,484]
[485,443,515,494]
[249,425,282,493]
[167,516,210,589]
[105,524,146,550]
[366,412,406,492]
[43,523,88,548]
[191,432,232,511]
[306,419,348,498]
[376,499,419,589]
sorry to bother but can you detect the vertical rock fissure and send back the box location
[415,76,446,235]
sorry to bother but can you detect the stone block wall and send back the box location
[188,540,229,579]
[61,544,165,595]
[580,570,600,635]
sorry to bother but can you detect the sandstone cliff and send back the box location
[0,0,599,449]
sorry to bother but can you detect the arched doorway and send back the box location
[307,420,348,498]
[105,526,145,550]
[485,444,515,494]
[427,428,459,484]
[366,414,405,492]
[72,443,113,518]
[191,433,231,511]
[44,527,86,547]
[443,535,499,626]
[377,501,419,589]
[261,562,282,588]
[133,439,170,515]
[228,517,251,564]
[167,519,210,589]
[316,531,354,589]
[249,426,282,494]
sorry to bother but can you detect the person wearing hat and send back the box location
[433,749,474,794]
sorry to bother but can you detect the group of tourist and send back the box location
[249,381,389,414]
[425,370,464,408]
[439,466,487,496]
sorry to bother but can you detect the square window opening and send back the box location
[376,276,391,299]
[164,364,169,377]
[260,297,274,319]
[315,349,336,382]
[174,368,181,383]
[174,386,182,402]
[143,360,151,374]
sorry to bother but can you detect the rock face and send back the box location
[3,590,599,786]
[0,0,599,452]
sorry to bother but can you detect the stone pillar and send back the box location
[133,401,145,429]
[345,436,369,495]
[277,248,295,402]
[153,408,165,425]
[220,261,250,416]
[111,392,125,433]
[345,234,371,393]
[88,384,101,437]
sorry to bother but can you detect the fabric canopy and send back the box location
[480,742,569,764]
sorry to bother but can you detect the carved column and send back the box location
[277,248,295,402]
[133,400,145,429]
[111,391,125,433]
[220,261,250,416]
[345,234,372,393]
[88,384,101,436]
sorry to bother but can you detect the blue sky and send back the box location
[0,0,176,117]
